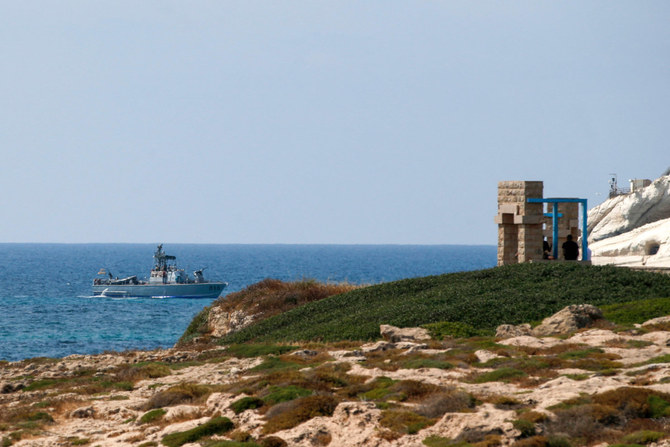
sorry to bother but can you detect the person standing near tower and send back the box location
[562,234,579,261]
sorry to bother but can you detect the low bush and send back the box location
[416,389,475,417]
[227,344,299,358]
[139,408,166,424]
[422,436,455,447]
[621,430,665,445]
[161,416,234,447]
[262,385,312,406]
[262,395,338,434]
[511,436,548,447]
[230,396,264,414]
[592,387,670,419]
[423,321,490,339]
[144,383,212,410]
[379,410,435,435]
[114,362,171,382]
[258,436,288,447]
[177,306,211,345]
[472,368,527,384]
[400,356,454,370]
[513,419,536,438]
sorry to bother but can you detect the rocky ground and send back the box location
[4,308,670,447]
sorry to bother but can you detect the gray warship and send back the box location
[92,244,227,298]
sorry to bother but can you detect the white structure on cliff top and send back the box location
[588,175,670,268]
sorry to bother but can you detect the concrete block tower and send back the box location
[495,181,544,266]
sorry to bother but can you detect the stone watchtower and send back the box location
[495,181,544,266]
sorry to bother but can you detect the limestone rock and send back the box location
[642,315,670,327]
[588,175,670,267]
[164,405,202,422]
[495,323,532,339]
[379,324,431,342]
[589,175,670,242]
[475,350,502,363]
[70,406,95,418]
[532,304,603,336]
[360,341,396,353]
[589,217,670,267]
[289,349,319,359]
[208,308,255,338]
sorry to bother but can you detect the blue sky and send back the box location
[1,2,668,244]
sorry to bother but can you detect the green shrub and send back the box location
[601,296,670,325]
[472,368,527,383]
[645,354,670,365]
[177,306,211,345]
[379,410,434,435]
[558,347,604,359]
[230,396,264,414]
[423,321,490,339]
[422,436,459,447]
[545,437,572,447]
[401,357,454,370]
[139,408,166,424]
[25,412,54,423]
[513,419,536,438]
[161,416,234,447]
[249,357,301,373]
[621,430,665,445]
[262,385,312,406]
[226,344,299,358]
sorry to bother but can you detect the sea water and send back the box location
[0,244,496,361]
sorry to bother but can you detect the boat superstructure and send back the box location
[92,245,227,298]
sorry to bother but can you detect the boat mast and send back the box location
[153,244,176,270]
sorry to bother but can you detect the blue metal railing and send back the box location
[528,198,588,261]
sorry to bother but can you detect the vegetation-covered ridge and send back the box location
[179,278,360,345]
[221,263,670,344]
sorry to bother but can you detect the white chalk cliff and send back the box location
[588,175,670,267]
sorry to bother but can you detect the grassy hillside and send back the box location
[221,263,670,344]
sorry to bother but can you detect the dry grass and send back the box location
[217,279,360,318]
[378,409,435,436]
[415,389,475,417]
[143,383,213,410]
[262,395,339,434]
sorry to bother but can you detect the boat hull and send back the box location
[92,282,227,299]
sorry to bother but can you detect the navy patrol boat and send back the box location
[92,244,227,298]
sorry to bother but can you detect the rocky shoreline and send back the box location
[4,306,670,446]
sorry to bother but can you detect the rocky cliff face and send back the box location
[588,175,670,267]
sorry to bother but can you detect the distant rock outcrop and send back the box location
[380,324,431,343]
[589,175,670,242]
[588,175,670,267]
[496,305,603,339]
[531,304,603,336]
